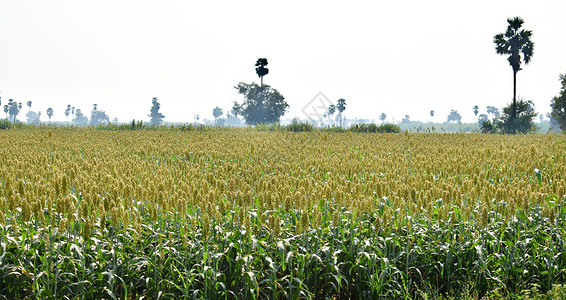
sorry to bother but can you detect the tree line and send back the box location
[2,17,566,133]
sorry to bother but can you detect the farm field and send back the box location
[1,127,566,299]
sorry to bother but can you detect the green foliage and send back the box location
[148,97,165,126]
[232,82,289,125]
[255,58,269,83]
[348,123,400,133]
[212,106,223,121]
[496,99,538,133]
[2,200,566,298]
[72,109,89,126]
[494,17,534,74]
[286,121,313,132]
[550,73,566,132]
[480,119,497,134]
[447,109,462,123]
[377,123,401,133]
[0,118,11,129]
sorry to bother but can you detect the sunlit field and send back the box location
[1,127,566,299]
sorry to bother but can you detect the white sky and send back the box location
[1,0,565,123]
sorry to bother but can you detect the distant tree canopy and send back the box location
[46,108,54,121]
[496,99,537,133]
[336,99,347,127]
[6,99,20,123]
[446,110,462,123]
[328,105,336,117]
[550,73,566,132]
[213,106,223,125]
[232,82,288,125]
[486,106,500,121]
[26,111,41,125]
[149,97,165,126]
[478,114,489,126]
[90,104,110,126]
[73,109,88,126]
[255,58,269,87]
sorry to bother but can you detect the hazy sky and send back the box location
[1,0,565,123]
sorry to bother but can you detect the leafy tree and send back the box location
[26,111,41,125]
[486,106,500,121]
[255,58,269,87]
[336,99,347,127]
[213,106,223,125]
[90,104,110,126]
[478,114,489,127]
[446,110,462,123]
[494,17,534,128]
[402,114,411,123]
[379,113,387,124]
[148,97,165,126]
[3,104,7,119]
[550,73,566,131]
[547,113,561,132]
[46,108,54,122]
[232,82,288,125]
[73,109,89,126]
[496,99,537,133]
[480,120,496,134]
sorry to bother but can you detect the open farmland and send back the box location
[1,128,566,299]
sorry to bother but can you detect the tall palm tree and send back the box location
[473,105,479,126]
[328,104,336,125]
[47,108,53,122]
[336,99,346,127]
[27,101,32,113]
[494,17,534,125]
[255,58,269,122]
[255,58,269,88]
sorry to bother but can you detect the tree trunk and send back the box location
[513,70,517,123]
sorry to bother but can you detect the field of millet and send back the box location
[1,127,566,299]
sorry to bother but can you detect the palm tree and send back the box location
[328,104,336,126]
[473,105,479,126]
[65,105,71,122]
[212,106,223,125]
[47,108,53,122]
[336,99,346,127]
[494,17,534,127]
[255,58,269,88]
[430,110,435,122]
[17,102,22,121]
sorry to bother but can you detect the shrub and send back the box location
[0,119,11,129]
[286,121,313,132]
[480,120,496,134]
[348,123,400,133]
[377,123,401,133]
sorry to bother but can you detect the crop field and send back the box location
[1,128,566,299]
